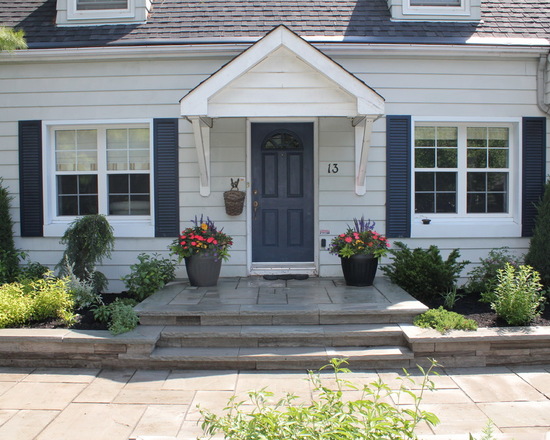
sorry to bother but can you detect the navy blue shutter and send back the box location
[522,117,547,237]
[18,120,43,237]
[386,115,412,238]
[154,118,180,237]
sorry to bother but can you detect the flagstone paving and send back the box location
[1,365,550,439]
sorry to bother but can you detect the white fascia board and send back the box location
[4,40,549,65]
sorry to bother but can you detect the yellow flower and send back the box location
[201,223,208,231]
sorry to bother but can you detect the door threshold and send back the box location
[250,262,317,276]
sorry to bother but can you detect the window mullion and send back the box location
[97,128,108,215]
[456,126,467,215]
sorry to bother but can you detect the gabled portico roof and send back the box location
[180,25,385,119]
[180,25,385,197]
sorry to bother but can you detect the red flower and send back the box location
[345,236,353,243]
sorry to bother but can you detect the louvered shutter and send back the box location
[18,120,44,237]
[522,117,547,237]
[154,118,180,237]
[386,115,412,238]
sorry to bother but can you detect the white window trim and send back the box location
[403,0,470,16]
[410,117,522,239]
[42,119,155,238]
[68,0,135,19]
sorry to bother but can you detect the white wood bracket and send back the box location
[354,116,375,196]
[189,116,212,196]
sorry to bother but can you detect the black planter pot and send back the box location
[184,254,223,287]
[340,254,379,287]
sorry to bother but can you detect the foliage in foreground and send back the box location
[58,215,115,293]
[485,263,545,326]
[525,177,550,287]
[92,298,139,335]
[122,253,176,301]
[381,242,469,302]
[414,306,478,333]
[0,27,27,52]
[0,273,75,328]
[465,247,522,297]
[199,358,440,440]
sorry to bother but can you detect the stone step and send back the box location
[137,303,426,327]
[137,345,414,370]
[156,324,406,348]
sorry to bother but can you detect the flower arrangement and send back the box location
[170,215,233,262]
[329,217,390,259]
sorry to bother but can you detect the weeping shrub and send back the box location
[57,215,115,292]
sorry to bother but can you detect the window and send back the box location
[49,123,152,221]
[411,121,519,237]
[409,0,461,5]
[414,124,512,216]
[76,0,128,10]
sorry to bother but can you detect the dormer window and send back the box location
[410,0,461,5]
[76,0,128,10]
[56,0,150,26]
[387,0,480,21]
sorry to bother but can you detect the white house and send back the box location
[1,0,549,291]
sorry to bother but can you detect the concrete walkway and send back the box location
[1,364,550,439]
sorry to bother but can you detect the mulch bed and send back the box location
[422,292,550,328]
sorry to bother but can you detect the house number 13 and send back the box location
[327,163,339,174]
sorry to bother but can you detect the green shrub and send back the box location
[488,263,545,326]
[108,301,140,335]
[381,242,469,302]
[200,358,440,440]
[92,297,139,335]
[465,247,522,297]
[58,215,115,292]
[0,180,19,284]
[414,307,478,333]
[64,263,102,309]
[17,261,50,282]
[525,178,550,287]
[0,274,76,328]
[122,253,176,301]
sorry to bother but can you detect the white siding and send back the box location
[1,48,548,287]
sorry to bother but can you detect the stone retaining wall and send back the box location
[402,324,550,368]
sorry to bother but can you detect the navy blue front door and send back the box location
[251,123,314,263]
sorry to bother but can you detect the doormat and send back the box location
[263,274,309,281]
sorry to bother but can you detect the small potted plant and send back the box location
[170,215,233,287]
[329,217,390,286]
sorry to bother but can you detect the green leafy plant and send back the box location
[57,215,115,292]
[122,253,176,301]
[440,287,464,310]
[170,215,233,262]
[0,179,20,284]
[329,217,390,259]
[487,263,545,326]
[525,177,550,287]
[17,260,49,282]
[381,242,469,302]
[199,358,440,440]
[0,273,76,328]
[64,262,102,309]
[414,306,478,333]
[92,297,139,335]
[465,247,522,297]
[108,301,139,335]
